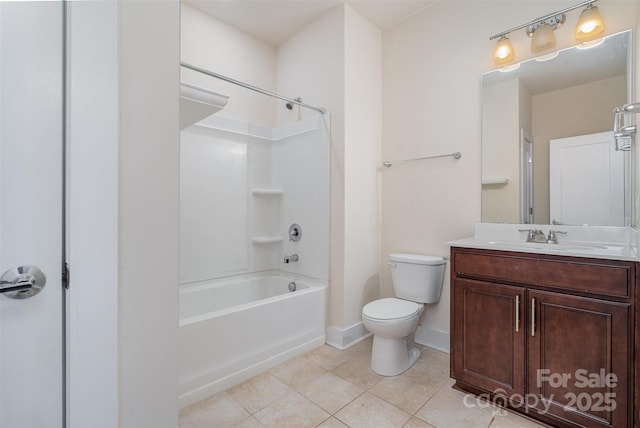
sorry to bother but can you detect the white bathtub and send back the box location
[178,272,327,408]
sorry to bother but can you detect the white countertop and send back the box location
[448,223,640,262]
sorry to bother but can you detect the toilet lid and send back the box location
[362,298,423,321]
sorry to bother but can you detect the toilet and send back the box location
[362,253,446,376]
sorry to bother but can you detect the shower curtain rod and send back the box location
[181,62,327,114]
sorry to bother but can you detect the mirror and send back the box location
[481,30,632,226]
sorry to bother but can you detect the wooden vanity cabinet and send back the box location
[450,247,635,428]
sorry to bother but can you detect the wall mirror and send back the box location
[481,30,632,226]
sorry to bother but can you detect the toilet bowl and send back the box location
[362,298,424,376]
[362,253,446,376]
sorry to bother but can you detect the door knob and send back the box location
[0,265,46,299]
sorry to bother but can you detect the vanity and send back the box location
[463,23,638,425]
[449,224,639,427]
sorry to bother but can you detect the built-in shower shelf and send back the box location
[481,178,509,185]
[252,236,284,245]
[251,189,284,197]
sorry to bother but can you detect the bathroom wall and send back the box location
[343,7,382,331]
[277,5,382,345]
[181,4,277,126]
[382,0,637,350]
[117,1,180,426]
[275,7,347,332]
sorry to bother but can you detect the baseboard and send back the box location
[326,322,371,350]
[415,325,450,353]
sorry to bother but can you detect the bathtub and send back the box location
[178,272,327,408]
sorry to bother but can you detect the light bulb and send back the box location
[493,36,515,65]
[575,5,605,42]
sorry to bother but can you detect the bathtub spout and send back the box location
[284,254,299,264]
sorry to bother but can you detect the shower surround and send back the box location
[179,114,330,407]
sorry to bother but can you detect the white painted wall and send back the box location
[277,5,382,343]
[117,1,179,427]
[277,7,348,328]
[382,0,637,349]
[343,7,382,328]
[181,4,277,127]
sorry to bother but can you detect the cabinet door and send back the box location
[452,278,525,397]
[527,290,630,427]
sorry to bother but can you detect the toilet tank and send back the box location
[389,253,446,304]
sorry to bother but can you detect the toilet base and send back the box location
[370,336,421,376]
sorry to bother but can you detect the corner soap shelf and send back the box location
[251,189,283,196]
[251,236,284,245]
[481,178,509,185]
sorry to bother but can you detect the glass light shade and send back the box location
[493,37,515,65]
[530,24,556,53]
[575,5,605,42]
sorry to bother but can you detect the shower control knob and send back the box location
[289,223,302,242]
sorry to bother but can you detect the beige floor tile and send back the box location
[331,351,383,390]
[317,416,349,428]
[369,375,440,414]
[403,416,436,428]
[227,372,295,414]
[489,409,548,428]
[179,391,249,428]
[298,372,363,414]
[418,347,450,367]
[335,392,412,428]
[439,376,456,390]
[231,416,263,428]
[269,355,327,390]
[303,344,353,371]
[415,390,494,428]
[402,357,450,386]
[253,391,330,428]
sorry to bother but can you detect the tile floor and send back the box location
[179,338,546,428]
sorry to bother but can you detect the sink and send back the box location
[486,240,606,251]
[448,223,640,262]
[481,240,630,256]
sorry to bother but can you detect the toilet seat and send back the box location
[362,298,423,322]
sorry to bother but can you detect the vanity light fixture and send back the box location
[527,14,565,53]
[493,36,515,65]
[489,0,605,65]
[575,3,605,42]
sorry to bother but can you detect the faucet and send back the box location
[284,254,299,264]
[519,229,547,243]
[519,228,567,244]
[547,230,567,244]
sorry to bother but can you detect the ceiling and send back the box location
[183,0,439,46]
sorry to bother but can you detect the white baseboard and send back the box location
[326,322,371,350]
[415,325,450,353]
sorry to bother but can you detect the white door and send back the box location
[549,131,624,226]
[0,2,64,426]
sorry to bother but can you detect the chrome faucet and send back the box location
[547,230,567,244]
[519,229,547,243]
[519,228,567,244]
[284,254,299,264]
